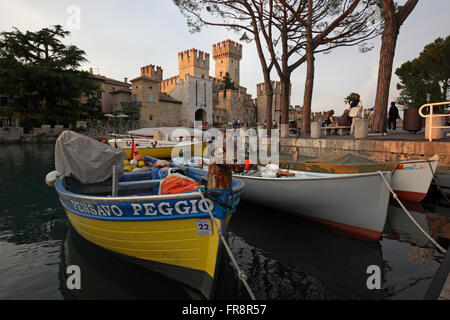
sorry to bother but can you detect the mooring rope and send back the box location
[377,171,447,254]
[197,188,256,300]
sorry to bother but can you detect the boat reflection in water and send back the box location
[384,200,447,264]
[227,202,386,299]
[60,225,200,300]
[59,200,448,300]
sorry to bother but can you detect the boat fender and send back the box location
[266,164,279,171]
[152,167,171,179]
[46,170,61,187]
[244,159,257,171]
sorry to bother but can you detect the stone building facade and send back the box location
[87,68,130,114]
[130,65,183,128]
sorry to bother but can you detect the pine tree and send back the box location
[0,25,101,128]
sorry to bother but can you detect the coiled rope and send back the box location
[377,171,447,254]
[197,187,256,300]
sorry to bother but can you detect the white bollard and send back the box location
[311,122,322,139]
[425,117,445,140]
[355,119,368,139]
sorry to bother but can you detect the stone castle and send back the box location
[89,39,290,128]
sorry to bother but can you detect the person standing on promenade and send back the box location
[388,102,400,130]
[347,93,363,136]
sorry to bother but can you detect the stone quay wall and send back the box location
[280,137,450,167]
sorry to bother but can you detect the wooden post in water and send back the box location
[112,165,118,197]
[207,145,232,190]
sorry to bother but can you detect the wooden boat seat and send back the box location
[118,179,163,190]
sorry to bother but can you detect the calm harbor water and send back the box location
[0,143,449,300]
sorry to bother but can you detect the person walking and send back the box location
[347,93,363,136]
[388,102,400,130]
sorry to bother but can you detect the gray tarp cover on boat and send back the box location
[55,130,125,184]
[305,153,378,164]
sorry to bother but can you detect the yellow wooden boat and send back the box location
[54,164,243,299]
[122,141,208,159]
[48,131,244,299]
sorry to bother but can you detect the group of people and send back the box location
[323,93,363,135]
[323,94,401,135]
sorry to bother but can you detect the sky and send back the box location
[0,0,449,116]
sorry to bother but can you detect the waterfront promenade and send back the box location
[280,130,450,169]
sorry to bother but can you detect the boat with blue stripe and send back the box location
[48,131,245,299]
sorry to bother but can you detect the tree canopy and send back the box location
[0,25,101,127]
[395,35,450,108]
[220,72,237,90]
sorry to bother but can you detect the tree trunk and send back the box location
[302,51,315,135]
[302,0,314,135]
[279,11,290,139]
[442,80,448,101]
[373,0,419,133]
[280,77,290,138]
[373,18,398,132]
[302,4,314,136]
[265,82,273,138]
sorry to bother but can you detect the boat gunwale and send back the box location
[119,141,206,151]
[301,155,439,167]
[234,170,392,181]
[55,176,245,204]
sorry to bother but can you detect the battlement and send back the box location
[178,49,210,70]
[218,89,242,101]
[209,76,223,87]
[140,65,163,81]
[256,81,283,96]
[213,40,242,60]
[160,75,181,94]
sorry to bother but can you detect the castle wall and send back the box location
[215,89,255,125]
[169,75,213,127]
[255,81,291,126]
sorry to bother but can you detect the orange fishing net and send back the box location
[160,176,200,195]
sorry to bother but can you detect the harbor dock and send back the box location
[280,131,450,167]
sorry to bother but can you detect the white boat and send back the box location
[235,170,392,241]
[279,154,440,203]
[172,157,392,241]
[389,156,440,202]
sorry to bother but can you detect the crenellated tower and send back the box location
[178,49,210,80]
[140,64,163,81]
[213,40,242,87]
